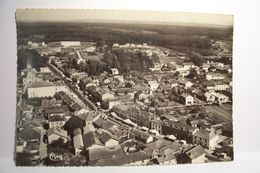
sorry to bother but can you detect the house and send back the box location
[113,104,154,128]
[204,92,216,102]
[97,90,115,102]
[73,128,84,156]
[43,106,68,120]
[214,81,230,91]
[87,86,115,102]
[16,141,27,153]
[192,130,209,148]
[40,67,51,73]
[17,125,42,144]
[16,124,44,161]
[77,111,95,126]
[205,83,216,91]
[112,104,131,119]
[98,132,119,147]
[148,81,159,91]
[78,77,95,91]
[102,97,121,110]
[113,75,124,83]
[47,127,69,144]
[130,129,154,144]
[110,68,119,75]
[93,151,150,166]
[87,144,124,165]
[93,117,114,129]
[162,120,196,143]
[192,128,219,150]
[116,88,136,99]
[183,62,195,69]
[112,43,120,48]
[179,94,194,105]
[82,131,104,151]
[134,91,150,103]
[48,114,66,128]
[177,145,205,164]
[150,119,163,134]
[178,79,193,89]
[125,81,136,88]
[201,64,210,72]
[206,73,225,81]
[155,154,177,165]
[211,92,229,104]
[144,139,181,160]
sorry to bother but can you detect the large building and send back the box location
[27,81,66,98]
[60,41,81,47]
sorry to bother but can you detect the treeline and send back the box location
[64,57,107,76]
[17,22,232,50]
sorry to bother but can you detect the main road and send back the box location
[46,58,97,111]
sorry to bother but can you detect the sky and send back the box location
[16,9,233,26]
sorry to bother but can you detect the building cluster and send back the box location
[16,40,233,166]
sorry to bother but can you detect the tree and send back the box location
[190,54,205,67]
[174,71,180,77]
[88,60,98,76]
[71,58,78,70]
[63,116,84,135]
[151,53,160,63]
[141,60,147,71]
[187,68,198,79]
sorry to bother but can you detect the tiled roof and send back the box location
[83,132,103,149]
[28,81,54,88]
[88,145,124,161]
[47,127,68,139]
[94,151,150,166]
[193,130,209,140]
[185,145,205,159]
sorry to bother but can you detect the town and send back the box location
[16,31,233,166]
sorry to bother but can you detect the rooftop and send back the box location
[28,81,54,88]
[113,104,130,112]
[88,145,124,161]
[47,127,68,139]
[83,131,103,149]
[185,145,205,159]
[48,114,65,122]
[73,134,84,149]
[94,151,150,166]
[193,130,209,140]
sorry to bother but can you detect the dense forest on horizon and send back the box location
[16,22,233,50]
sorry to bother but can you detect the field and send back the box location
[159,55,184,64]
[204,104,232,123]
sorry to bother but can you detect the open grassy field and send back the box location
[159,55,184,64]
[204,104,232,123]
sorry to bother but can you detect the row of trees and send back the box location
[65,49,159,75]
[102,50,158,73]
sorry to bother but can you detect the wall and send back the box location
[28,86,56,98]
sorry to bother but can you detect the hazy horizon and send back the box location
[16,9,233,27]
